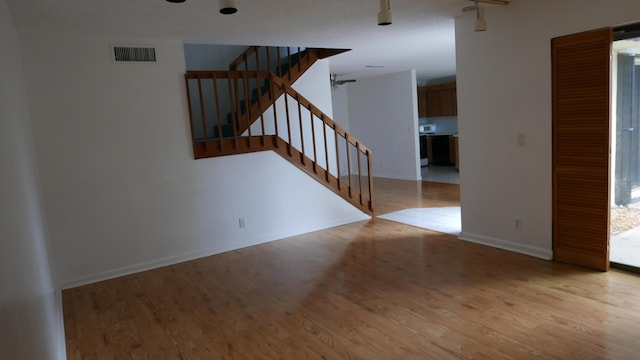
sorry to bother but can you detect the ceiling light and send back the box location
[219,0,238,15]
[475,5,487,32]
[165,0,186,3]
[378,0,392,26]
[463,0,509,32]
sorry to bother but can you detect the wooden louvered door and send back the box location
[552,28,613,271]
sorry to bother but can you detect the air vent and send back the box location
[113,46,157,62]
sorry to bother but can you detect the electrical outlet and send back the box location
[517,133,526,147]
[514,218,521,229]
[239,218,246,229]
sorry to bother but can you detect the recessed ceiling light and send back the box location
[219,0,238,14]
[165,0,186,3]
[365,65,386,68]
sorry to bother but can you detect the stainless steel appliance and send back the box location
[420,135,429,166]
[419,124,435,166]
[419,123,436,134]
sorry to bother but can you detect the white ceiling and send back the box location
[7,0,472,81]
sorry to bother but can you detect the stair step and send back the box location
[252,86,270,99]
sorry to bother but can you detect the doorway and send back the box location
[610,36,640,270]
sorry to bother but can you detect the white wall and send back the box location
[0,2,64,358]
[347,71,420,181]
[331,84,350,131]
[331,85,351,176]
[455,0,640,259]
[18,33,368,288]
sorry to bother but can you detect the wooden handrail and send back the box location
[269,74,372,153]
[185,70,271,79]
[229,46,259,70]
[228,46,313,84]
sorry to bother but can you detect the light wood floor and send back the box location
[63,178,640,359]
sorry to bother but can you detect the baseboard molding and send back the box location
[59,214,370,289]
[375,174,421,181]
[458,232,553,260]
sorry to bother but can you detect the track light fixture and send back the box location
[463,0,509,32]
[219,0,238,15]
[378,0,392,26]
[474,2,486,31]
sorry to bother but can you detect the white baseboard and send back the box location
[374,174,421,181]
[59,214,370,289]
[458,232,553,260]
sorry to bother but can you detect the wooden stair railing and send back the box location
[184,71,374,215]
[229,46,350,82]
[226,46,351,135]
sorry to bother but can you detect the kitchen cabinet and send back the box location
[427,135,451,165]
[417,87,428,117]
[425,134,458,167]
[418,82,457,118]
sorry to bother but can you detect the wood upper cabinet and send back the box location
[417,87,428,117]
[418,82,457,117]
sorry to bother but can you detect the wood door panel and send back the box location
[552,28,612,271]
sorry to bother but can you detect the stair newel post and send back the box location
[357,141,363,205]
[265,47,271,71]
[334,126,341,191]
[276,47,282,77]
[309,106,317,174]
[284,88,292,156]
[257,72,266,147]
[265,48,272,100]
[296,94,305,165]
[227,75,239,149]
[297,47,302,73]
[196,73,208,151]
[184,73,198,158]
[271,74,279,148]
[212,72,223,151]
[322,114,330,182]
[366,148,374,212]
[254,48,260,72]
[286,47,292,82]
[242,72,252,146]
[346,135,353,198]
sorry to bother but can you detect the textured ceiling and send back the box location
[8,0,471,81]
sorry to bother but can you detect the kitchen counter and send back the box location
[420,132,458,136]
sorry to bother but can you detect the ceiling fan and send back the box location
[330,74,356,88]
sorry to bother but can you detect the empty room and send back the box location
[3,0,640,359]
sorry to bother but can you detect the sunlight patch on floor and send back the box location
[377,207,461,235]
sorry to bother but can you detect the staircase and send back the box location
[184,46,373,214]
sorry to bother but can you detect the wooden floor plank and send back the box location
[63,178,640,359]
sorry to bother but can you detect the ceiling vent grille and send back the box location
[113,46,157,62]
